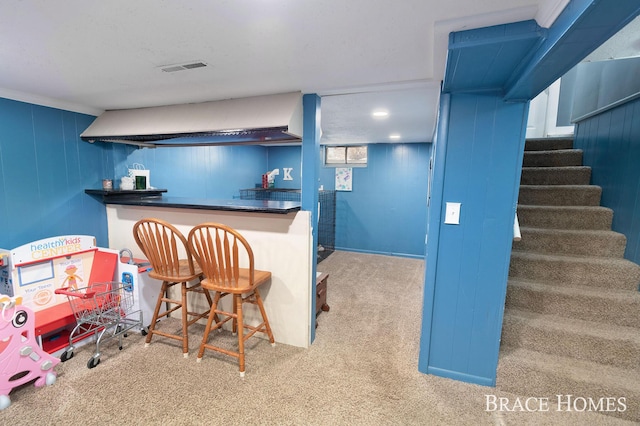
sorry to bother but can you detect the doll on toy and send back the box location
[0,295,60,410]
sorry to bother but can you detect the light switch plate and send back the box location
[444,202,461,225]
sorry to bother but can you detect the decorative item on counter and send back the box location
[266,169,279,189]
[261,169,280,189]
[128,163,151,189]
[135,175,147,190]
[102,179,113,190]
[120,176,135,190]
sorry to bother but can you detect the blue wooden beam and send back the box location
[505,0,640,101]
[443,20,545,94]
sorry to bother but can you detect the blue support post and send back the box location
[301,93,320,343]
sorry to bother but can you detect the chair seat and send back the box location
[201,269,271,293]
[148,258,202,283]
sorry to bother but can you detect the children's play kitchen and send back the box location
[0,235,154,409]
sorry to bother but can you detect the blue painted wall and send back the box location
[574,97,640,264]
[322,143,430,258]
[419,92,528,386]
[109,143,267,198]
[267,145,302,189]
[267,143,430,258]
[0,98,108,249]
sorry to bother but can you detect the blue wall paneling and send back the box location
[266,143,431,258]
[327,143,430,258]
[267,146,302,189]
[0,98,108,249]
[111,143,268,199]
[574,97,640,265]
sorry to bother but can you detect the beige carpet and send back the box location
[2,251,634,425]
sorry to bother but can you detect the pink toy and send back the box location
[0,296,60,410]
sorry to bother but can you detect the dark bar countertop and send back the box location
[85,189,301,214]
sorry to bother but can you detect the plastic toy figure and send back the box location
[0,295,60,410]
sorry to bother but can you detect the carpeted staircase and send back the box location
[498,138,640,422]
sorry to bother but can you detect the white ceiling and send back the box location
[0,1,569,144]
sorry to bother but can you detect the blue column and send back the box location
[301,93,320,343]
[419,91,528,386]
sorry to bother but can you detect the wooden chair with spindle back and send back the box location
[133,218,213,357]
[188,222,275,377]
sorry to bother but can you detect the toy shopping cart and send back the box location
[55,281,146,368]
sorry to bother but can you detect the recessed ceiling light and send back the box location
[389,134,401,140]
[372,110,389,118]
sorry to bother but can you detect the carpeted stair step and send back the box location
[523,149,583,167]
[517,205,613,230]
[497,347,640,422]
[519,185,602,206]
[509,251,640,291]
[501,309,640,370]
[520,166,591,185]
[524,138,574,151]
[506,279,640,328]
[513,227,627,257]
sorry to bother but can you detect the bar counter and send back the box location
[93,189,312,349]
[85,189,301,214]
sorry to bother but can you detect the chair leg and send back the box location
[236,294,245,377]
[181,282,189,357]
[145,281,168,347]
[232,296,238,335]
[202,287,221,324]
[197,292,221,361]
[254,288,275,345]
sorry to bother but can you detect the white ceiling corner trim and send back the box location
[0,87,103,116]
[535,0,572,28]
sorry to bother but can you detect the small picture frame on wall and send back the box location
[335,167,352,191]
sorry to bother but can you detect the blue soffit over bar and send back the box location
[442,20,546,95]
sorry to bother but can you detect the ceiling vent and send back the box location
[159,61,208,73]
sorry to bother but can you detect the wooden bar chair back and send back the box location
[188,222,275,377]
[133,218,213,357]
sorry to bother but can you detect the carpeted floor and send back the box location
[2,251,634,425]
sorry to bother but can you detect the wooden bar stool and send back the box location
[188,223,275,377]
[133,218,213,357]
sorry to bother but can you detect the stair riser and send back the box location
[517,207,613,230]
[513,231,626,257]
[509,256,640,291]
[520,167,591,185]
[498,353,640,422]
[524,139,574,151]
[523,150,583,167]
[506,285,640,328]
[519,186,601,206]
[502,317,640,370]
